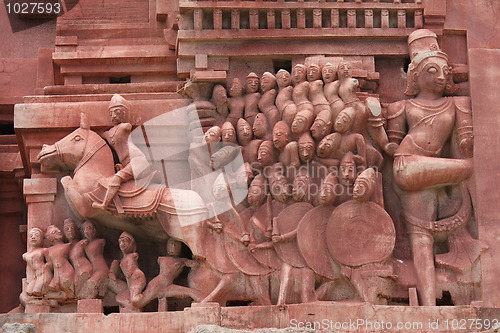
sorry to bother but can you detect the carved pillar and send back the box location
[267,10,275,29]
[282,9,291,29]
[397,10,406,28]
[231,9,240,30]
[415,9,423,29]
[23,177,57,248]
[331,9,339,28]
[250,9,259,29]
[469,49,500,307]
[365,9,373,28]
[381,9,389,28]
[297,9,305,29]
[194,9,203,30]
[313,9,322,28]
[347,9,356,28]
[213,9,222,30]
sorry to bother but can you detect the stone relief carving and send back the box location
[32,29,485,312]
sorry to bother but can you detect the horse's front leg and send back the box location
[61,176,93,219]
[201,273,236,305]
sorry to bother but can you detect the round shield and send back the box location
[297,206,339,279]
[274,202,313,268]
[326,200,395,267]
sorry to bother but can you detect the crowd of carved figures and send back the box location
[30,29,485,313]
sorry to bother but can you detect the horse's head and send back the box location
[37,113,94,173]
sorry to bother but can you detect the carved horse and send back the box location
[37,114,209,257]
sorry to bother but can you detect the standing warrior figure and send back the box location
[322,62,345,122]
[244,72,262,126]
[292,64,314,115]
[275,69,297,126]
[384,29,474,306]
[92,94,152,213]
[259,72,280,128]
[307,63,330,117]
[227,78,246,127]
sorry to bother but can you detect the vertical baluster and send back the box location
[250,9,259,29]
[381,9,389,28]
[313,9,322,28]
[364,9,373,28]
[213,9,222,30]
[331,9,339,28]
[267,10,276,29]
[415,9,423,28]
[297,9,306,29]
[231,9,240,30]
[347,9,356,28]
[194,8,203,30]
[282,9,291,29]
[397,9,406,28]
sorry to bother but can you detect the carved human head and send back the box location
[298,132,315,163]
[108,94,128,125]
[353,167,376,202]
[246,72,260,93]
[260,72,277,92]
[269,166,291,203]
[292,64,307,85]
[221,122,237,144]
[321,62,337,83]
[235,162,253,187]
[272,121,290,150]
[63,218,80,242]
[247,174,267,208]
[119,231,136,254]
[405,29,451,97]
[307,64,322,82]
[292,168,311,202]
[317,133,337,158]
[311,110,332,141]
[339,152,357,186]
[236,118,253,145]
[213,173,230,201]
[45,224,63,245]
[204,126,222,145]
[167,238,182,257]
[229,78,244,97]
[276,69,292,88]
[291,110,313,135]
[319,172,338,206]
[337,60,353,80]
[83,220,97,240]
[212,84,228,105]
[257,141,276,168]
[253,113,269,139]
[334,107,355,133]
[28,228,44,248]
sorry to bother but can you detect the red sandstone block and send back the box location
[77,299,103,313]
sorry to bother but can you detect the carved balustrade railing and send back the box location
[179,1,424,32]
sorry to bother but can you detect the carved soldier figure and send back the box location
[109,232,146,311]
[23,228,52,297]
[237,118,262,166]
[322,62,345,122]
[292,64,314,115]
[45,225,75,297]
[318,172,339,206]
[92,94,152,213]
[257,141,276,169]
[211,84,229,124]
[221,121,237,144]
[276,69,297,126]
[244,72,261,126]
[307,64,330,117]
[291,110,314,137]
[63,218,93,298]
[384,29,474,306]
[259,72,280,128]
[310,110,332,142]
[227,78,246,127]
[82,220,109,299]
[253,113,272,141]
